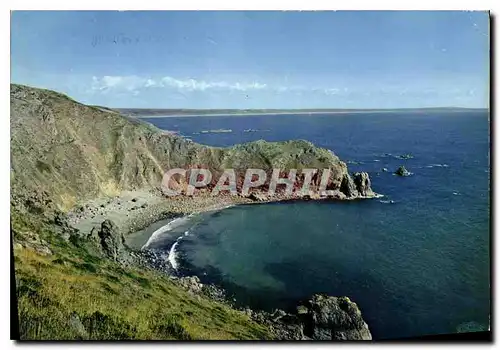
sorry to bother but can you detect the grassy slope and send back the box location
[10,84,352,340]
[12,209,271,340]
[10,84,285,340]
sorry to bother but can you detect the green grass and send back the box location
[12,210,272,340]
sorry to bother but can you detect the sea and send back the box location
[138,111,490,340]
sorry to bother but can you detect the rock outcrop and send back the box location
[395,166,411,177]
[175,276,204,294]
[340,173,358,198]
[248,294,372,340]
[353,172,374,197]
[94,220,126,262]
[11,84,375,211]
[11,83,376,341]
[297,294,372,340]
[339,172,376,199]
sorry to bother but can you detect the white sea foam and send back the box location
[357,193,384,199]
[427,164,449,168]
[141,216,192,250]
[168,240,180,269]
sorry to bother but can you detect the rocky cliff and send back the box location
[11,84,374,212]
[11,84,374,341]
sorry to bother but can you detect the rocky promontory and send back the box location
[11,84,375,340]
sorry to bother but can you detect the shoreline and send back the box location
[118,190,381,340]
[68,188,382,249]
[65,188,381,340]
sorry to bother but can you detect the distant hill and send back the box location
[116,107,487,117]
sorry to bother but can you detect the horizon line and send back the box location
[9,84,489,112]
[114,107,488,110]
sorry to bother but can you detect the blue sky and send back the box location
[11,11,489,109]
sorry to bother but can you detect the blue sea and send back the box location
[141,111,490,340]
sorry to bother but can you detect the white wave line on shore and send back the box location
[360,193,384,199]
[169,233,187,270]
[141,205,233,251]
[168,240,180,270]
[141,216,191,250]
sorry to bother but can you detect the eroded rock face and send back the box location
[340,173,358,198]
[11,84,379,210]
[340,172,375,199]
[353,172,374,197]
[249,294,372,341]
[298,294,372,340]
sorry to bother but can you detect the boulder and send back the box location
[53,210,77,241]
[68,312,89,339]
[176,276,203,294]
[97,219,125,261]
[298,294,372,340]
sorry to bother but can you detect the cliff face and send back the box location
[10,84,373,211]
[10,84,374,341]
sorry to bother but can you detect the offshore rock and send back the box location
[395,166,411,177]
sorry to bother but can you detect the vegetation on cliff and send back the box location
[12,209,271,340]
[11,84,372,340]
[11,84,353,211]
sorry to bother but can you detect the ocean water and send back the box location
[142,111,490,340]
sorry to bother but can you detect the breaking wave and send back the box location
[141,215,194,250]
[168,229,191,270]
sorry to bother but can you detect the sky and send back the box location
[11,11,490,109]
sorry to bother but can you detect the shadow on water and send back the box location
[178,244,489,340]
[261,255,392,340]
[261,255,489,339]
